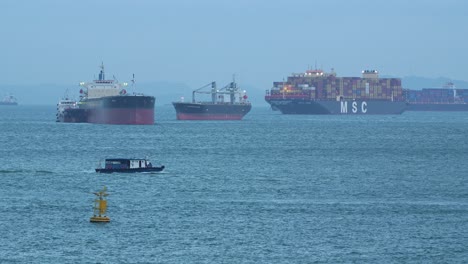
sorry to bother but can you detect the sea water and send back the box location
[0,105,467,263]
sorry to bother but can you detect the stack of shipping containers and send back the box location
[283,75,403,101]
[269,70,404,102]
[404,86,468,104]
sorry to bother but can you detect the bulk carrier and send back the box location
[172,78,251,120]
[265,69,406,115]
[56,64,155,125]
[404,82,468,111]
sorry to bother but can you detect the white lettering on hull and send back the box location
[340,101,348,113]
[361,101,367,113]
[340,101,368,114]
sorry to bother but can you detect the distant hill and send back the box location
[0,81,268,106]
[2,76,467,106]
[399,76,468,90]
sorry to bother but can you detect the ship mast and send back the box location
[98,62,105,81]
[229,74,237,104]
[132,73,135,94]
[211,82,217,104]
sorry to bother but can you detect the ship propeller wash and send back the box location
[172,77,251,120]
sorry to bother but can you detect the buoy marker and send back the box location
[90,186,110,223]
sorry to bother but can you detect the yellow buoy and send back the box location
[90,186,110,223]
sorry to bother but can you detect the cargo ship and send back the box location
[404,82,468,111]
[265,69,406,115]
[0,94,18,106]
[56,63,155,125]
[172,78,251,120]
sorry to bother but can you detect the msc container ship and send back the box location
[404,82,468,111]
[172,78,251,120]
[56,63,155,125]
[265,69,406,115]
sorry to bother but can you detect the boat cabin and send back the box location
[104,158,153,170]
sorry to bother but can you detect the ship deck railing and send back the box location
[409,101,467,104]
[266,95,406,102]
[265,95,311,99]
[192,101,251,105]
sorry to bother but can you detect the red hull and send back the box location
[176,113,244,120]
[88,108,154,125]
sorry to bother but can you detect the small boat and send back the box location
[95,158,165,173]
[56,97,80,122]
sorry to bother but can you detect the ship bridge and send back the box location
[79,63,128,99]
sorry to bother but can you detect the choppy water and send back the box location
[0,105,467,263]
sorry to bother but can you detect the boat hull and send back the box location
[57,108,88,123]
[86,108,154,124]
[265,99,407,115]
[95,166,165,173]
[90,216,110,222]
[59,95,155,125]
[172,102,251,120]
[406,103,468,111]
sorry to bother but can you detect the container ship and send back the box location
[172,78,251,120]
[56,64,155,125]
[265,69,406,115]
[404,82,468,111]
[0,94,18,106]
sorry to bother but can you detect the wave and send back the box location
[82,169,97,174]
[35,170,54,174]
[0,170,23,174]
[141,171,168,174]
[0,169,54,174]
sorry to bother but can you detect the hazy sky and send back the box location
[2,0,467,89]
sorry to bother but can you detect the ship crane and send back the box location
[192,82,217,103]
[192,76,242,104]
[216,76,239,104]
